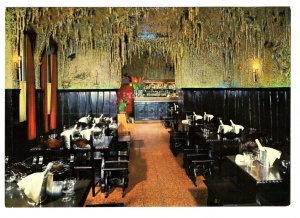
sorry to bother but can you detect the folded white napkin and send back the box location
[109,123,118,130]
[18,163,53,204]
[204,112,214,121]
[60,130,73,149]
[264,147,281,166]
[255,139,281,166]
[193,112,203,120]
[80,124,98,140]
[182,120,189,125]
[61,124,80,149]
[235,154,245,165]
[255,139,263,150]
[217,120,233,134]
[78,115,92,124]
[93,114,103,124]
[230,120,244,134]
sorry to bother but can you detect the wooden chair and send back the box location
[117,132,131,157]
[185,153,214,186]
[183,145,211,169]
[69,135,100,197]
[100,150,129,198]
[169,130,186,156]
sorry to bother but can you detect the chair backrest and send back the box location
[69,135,94,154]
[106,149,129,162]
[69,135,94,169]
[72,130,82,140]
[93,127,104,138]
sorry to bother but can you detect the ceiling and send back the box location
[6,7,290,70]
[7,7,289,52]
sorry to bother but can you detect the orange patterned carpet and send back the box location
[84,122,208,207]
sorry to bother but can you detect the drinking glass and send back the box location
[248,154,254,167]
[62,177,76,202]
[15,172,27,195]
[100,133,105,143]
[252,149,259,161]
[243,152,251,166]
[5,172,16,191]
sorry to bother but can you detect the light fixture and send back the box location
[252,59,260,84]
[16,56,22,81]
[252,64,258,83]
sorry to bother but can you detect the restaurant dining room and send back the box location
[4,5,293,210]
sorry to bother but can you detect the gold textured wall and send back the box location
[59,50,121,89]
[5,39,17,89]
[174,8,290,88]
[122,53,174,80]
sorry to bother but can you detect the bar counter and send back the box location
[134,97,178,120]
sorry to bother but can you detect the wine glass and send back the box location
[5,171,16,191]
[15,172,27,197]
[62,177,76,202]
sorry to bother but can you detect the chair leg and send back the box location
[186,163,197,186]
[104,174,109,198]
[92,168,96,197]
[183,156,188,169]
[92,186,95,197]
[122,177,126,198]
[122,170,129,198]
[193,167,197,187]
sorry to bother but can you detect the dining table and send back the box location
[225,155,288,205]
[183,126,241,158]
[5,179,92,207]
[226,155,283,184]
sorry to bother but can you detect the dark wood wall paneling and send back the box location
[5,89,44,162]
[57,90,118,131]
[5,89,117,162]
[180,88,290,142]
[5,89,19,162]
[5,88,289,161]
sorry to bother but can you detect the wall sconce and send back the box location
[252,64,258,83]
[16,56,22,81]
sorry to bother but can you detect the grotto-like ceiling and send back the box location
[6,7,290,59]
[6,7,291,88]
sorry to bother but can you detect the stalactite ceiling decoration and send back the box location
[6,7,290,89]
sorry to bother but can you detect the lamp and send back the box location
[16,56,22,81]
[252,64,258,83]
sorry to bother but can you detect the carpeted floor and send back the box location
[84,122,208,207]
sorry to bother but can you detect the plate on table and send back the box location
[11,162,32,175]
[43,161,69,175]
[44,138,63,149]
[74,138,91,148]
